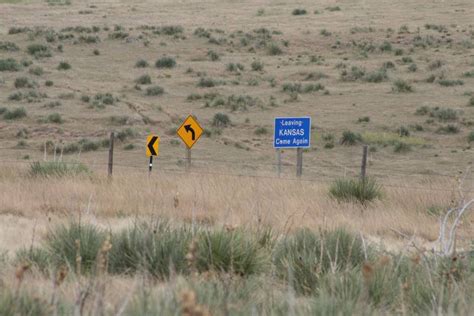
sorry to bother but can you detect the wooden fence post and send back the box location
[108,132,114,178]
[276,149,282,177]
[296,148,303,178]
[360,144,368,181]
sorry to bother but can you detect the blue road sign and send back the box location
[273,117,311,148]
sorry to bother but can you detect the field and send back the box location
[0,0,473,314]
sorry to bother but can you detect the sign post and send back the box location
[177,115,203,172]
[146,135,160,175]
[273,117,311,178]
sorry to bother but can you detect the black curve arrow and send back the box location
[147,136,158,155]
[184,124,195,140]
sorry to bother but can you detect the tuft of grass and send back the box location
[29,66,44,76]
[438,79,464,87]
[0,58,21,71]
[46,113,63,124]
[468,96,474,107]
[26,43,51,58]
[14,77,37,88]
[3,107,27,120]
[340,130,361,145]
[393,141,412,153]
[273,228,368,295]
[212,113,231,127]
[467,131,474,142]
[29,161,90,178]
[329,178,382,204]
[325,6,341,11]
[251,60,264,71]
[0,41,19,51]
[145,85,164,96]
[57,61,71,70]
[155,56,176,68]
[292,8,307,15]
[436,124,460,134]
[207,50,220,61]
[392,79,413,93]
[135,74,152,85]
[135,59,149,68]
[254,127,268,135]
[267,43,283,55]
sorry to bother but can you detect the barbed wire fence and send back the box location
[1,136,473,195]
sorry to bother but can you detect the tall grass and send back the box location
[329,178,382,204]
[29,161,90,177]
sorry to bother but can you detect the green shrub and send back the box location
[467,131,474,142]
[392,79,413,93]
[393,141,411,153]
[292,8,307,15]
[135,59,149,68]
[340,130,361,145]
[57,61,71,70]
[462,70,474,78]
[468,97,474,107]
[135,74,152,85]
[0,58,21,71]
[109,221,191,278]
[379,41,392,52]
[212,113,231,127]
[197,77,223,88]
[254,127,268,135]
[0,41,19,51]
[358,116,370,123]
[267,43,283,55]
[430,107,458,122]
[251,61,264,71]
[226,63,244,72]
[408,63,417,72]
[436,124,460,134]
[29,66,44,76]
[438,79,464,87]
[26,44,51,58]
[14,77,37,88]
[3,107,27,120]
[325,6,341,11]
[428,59,444,70]
[273,228,368,295]
[45,222,106,273]
[196,228,268,275]
[155,56,176,68]
[45,80,54,87]
[15,247,51,274]
[0,289,55,316]
[91,93,116,108]
[329,178,382,203]
[206,50,220,61]
[46,113,63,124]
[29,161,90,177]
[398,126,410,137]
[146,85,164,96]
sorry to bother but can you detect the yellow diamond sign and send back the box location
[177,115,203,149]
[146,134,160,157]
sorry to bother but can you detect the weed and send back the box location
[0,41,19,51]
[436,125,460,134]
[267,43,283,55]
[26,44,51,58]
[0,58,21,71]
[254,127,268,135]
[340,130,362,145]
[14,77,37,88]
[135,74,152,85]
[29,161,90,178]
[135,59,149,68]
[329,178,382,203]
[212,113,231,127]
[292,8,307,15]
[57,61,71,70]
[438,79,464,87]
[392,79,413,93]
[46,113,63,124]
[29,66,44,76]
[3,107,27,120]
[393,141,411,153]
[251,60,264,71]
[145,86,164,96]
[155,56,176,68]
[207,50,220,61]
